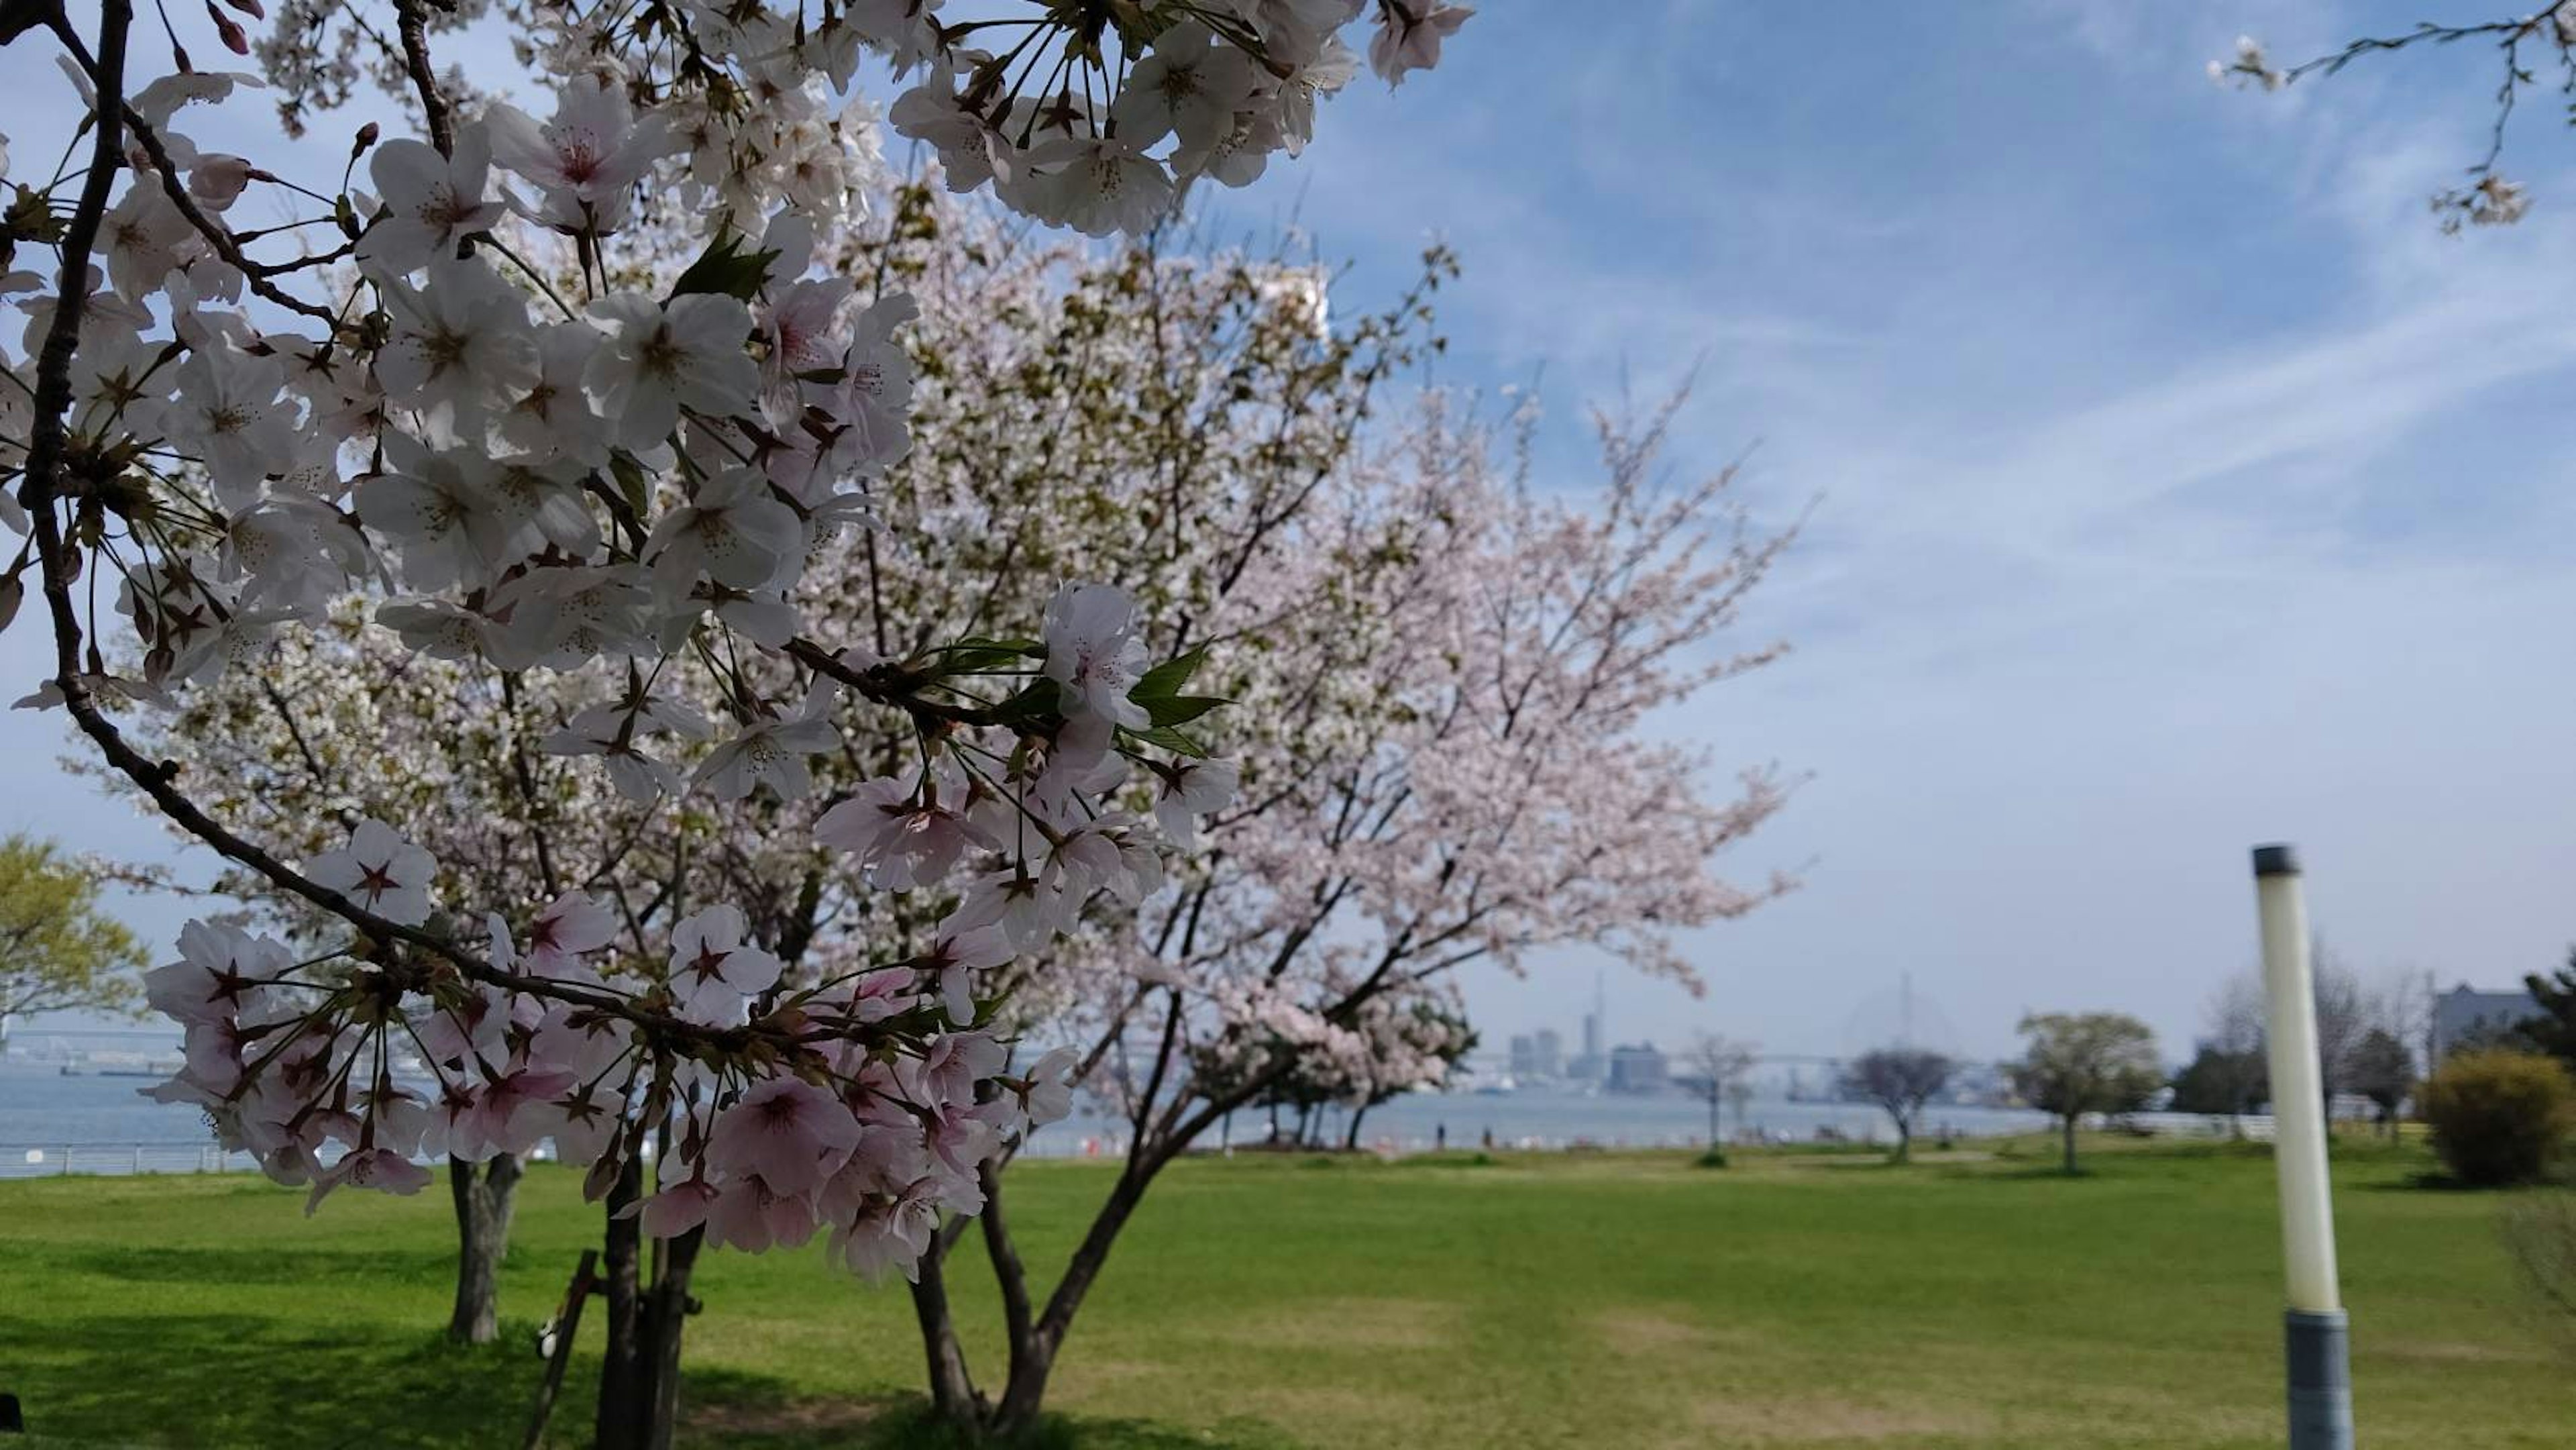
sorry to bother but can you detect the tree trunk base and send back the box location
[447,1153,522,1345]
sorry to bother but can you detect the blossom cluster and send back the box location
[886,0,1476,236]
[0,0,1468,1276]
[143,865,1082,1273]
[131,566,1182,1276]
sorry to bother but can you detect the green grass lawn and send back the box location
[1,1134,2568,1448]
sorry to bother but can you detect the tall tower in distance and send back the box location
[1570,970,1608,1082]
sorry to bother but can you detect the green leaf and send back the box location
[669,231,782,303]
[1143,693,1227,728]
[936,637,1043,676]
[945,635,1044,656]
[1130,645,1209,703]
[1126,724,1212,760]
[607,452,653,521]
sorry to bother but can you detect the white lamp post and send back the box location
[2251,843,2353,1450]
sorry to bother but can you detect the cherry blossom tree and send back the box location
[110,152,1794,1435]
[3,0,1469,1443]
[908,391,1797,1441]
[98,173,1449,1355]
[1210,982,1476,1151]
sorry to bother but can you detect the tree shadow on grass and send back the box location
[1932,1161,2092,1182]
[2350,1170,2560,1193]
[683,1381,1301,1450]
[8,1312,1285,1450]
[48,1243,460,1289]
[2,1311,552,1447]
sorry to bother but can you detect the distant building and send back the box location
[1606,1042,1668,1096]
[1532,1028,1562,1079]
[1508,1030,1566,1082]
[2431,983,2542,1059]
[1568,1012,1605,1082]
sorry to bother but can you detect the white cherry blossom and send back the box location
[584,292,758,450]
[305,818,437,925]
[354,127,505,276]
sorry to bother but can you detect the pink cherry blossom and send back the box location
[665,904,784,1024]
[305,1147,433,1215]
[705,1078,862,1197]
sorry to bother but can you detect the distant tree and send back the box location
[2345,1029,2416,1137]
[2186,977,2271,1136]
[2009,1012,2161,1175]
[2168,1044,2268,1126]
[1724,1076,1758,1139]
[2212,945,2413,1130]
[1845,1048,1953,1163]
[2520,949,2576,1071]
[2309,939,2369,1112]
[1680,1035,1760,1148]
[0,834,147,1031]
[1340,1006,1479,1151]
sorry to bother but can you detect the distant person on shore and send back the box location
[1481,1127,1493,1150]
[1436,1123,1447,1152]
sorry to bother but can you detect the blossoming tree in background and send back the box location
[905,391,1797,1440]
[2215,6,2576,229]
[2,0,1471,1441]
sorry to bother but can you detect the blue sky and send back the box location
[11,2,2576,1060]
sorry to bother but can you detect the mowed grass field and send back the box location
[1,1135,2569,1449]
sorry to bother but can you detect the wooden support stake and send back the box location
[523,1249,600,1450]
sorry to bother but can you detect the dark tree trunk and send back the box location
[1342,1103,1369,1152]
[639,1227,702,1450]
[918,1056,1300,1444]
[1892,1115,1912,1164]
[988,1165,1155,1443]
[2060,1113,2079,1175]
[594,1208,702,1449]
[903,1151,1175,1445]
[446,1152,522,1344]
[596,1158,650,1450]
[908,1234,981,1432]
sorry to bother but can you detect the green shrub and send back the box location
[2420,1049,2576,1187]
[1694,1147,1729,1170]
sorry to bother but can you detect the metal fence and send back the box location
[0,1141,263,1180]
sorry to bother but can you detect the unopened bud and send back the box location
[205,2,250,55]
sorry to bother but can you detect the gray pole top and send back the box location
[2253,843,2301,878]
